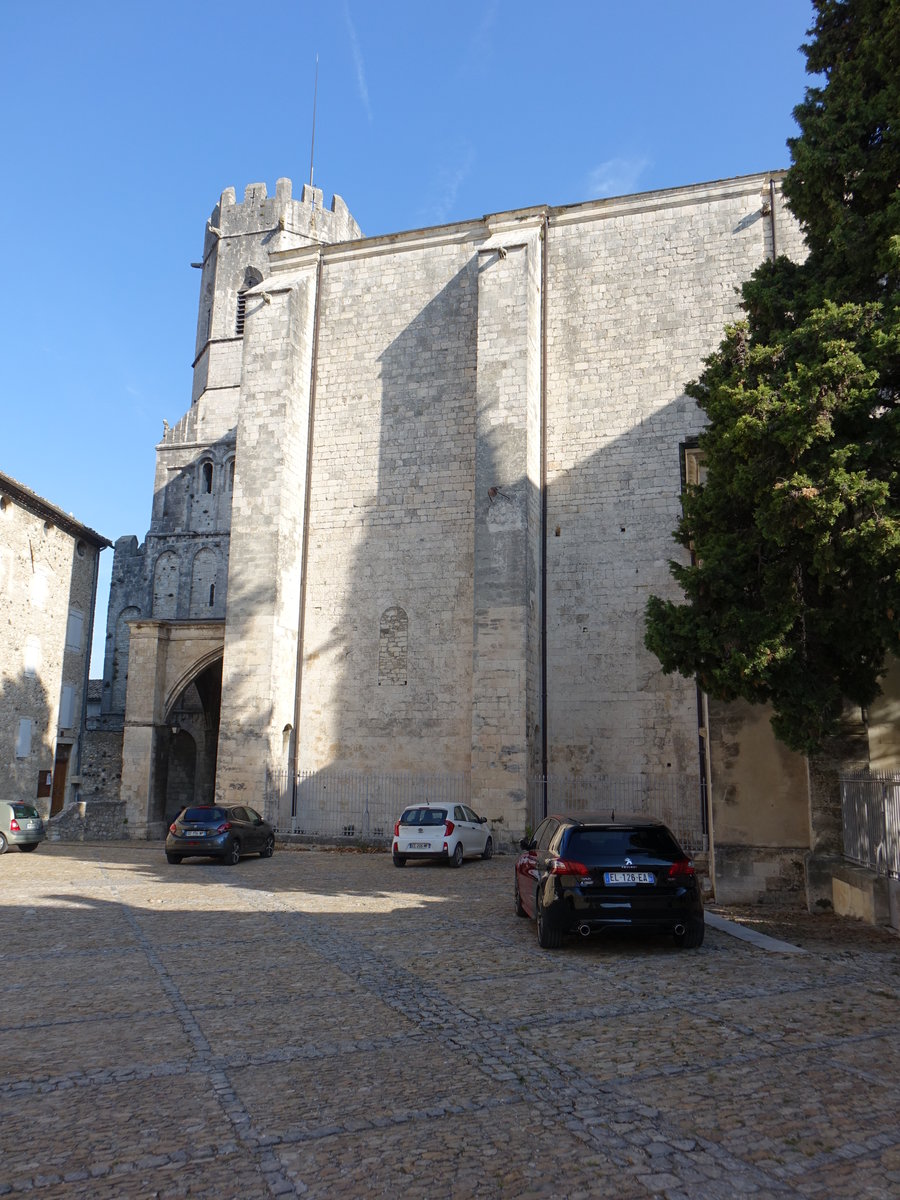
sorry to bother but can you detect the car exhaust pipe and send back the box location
[674,923,685,936]
[578,923,592,937]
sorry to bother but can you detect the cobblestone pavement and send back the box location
[1,843,898,1199]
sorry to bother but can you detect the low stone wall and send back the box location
[713,844,807,905]
[829,860,897,930]
[48,797,127,842]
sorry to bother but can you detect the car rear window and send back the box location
[399,807,447,826]
[565,827,683,863]
[182,807,227,822]
[12,804,40,819]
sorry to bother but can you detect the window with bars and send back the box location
[236,292,246,335]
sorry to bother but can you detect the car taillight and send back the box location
[668,858,695,880]
[444,820,455,837]
[548,857,589,877]
[169,823,177,835]
[393,821,400,837]
[9,819,20,833]
[216,822,232,833]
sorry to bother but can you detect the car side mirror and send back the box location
[519,837,531,850]
[479,816,487,824]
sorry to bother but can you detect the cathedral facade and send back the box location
[97,171,869,902]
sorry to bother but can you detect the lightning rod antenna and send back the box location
[309,53,319,193]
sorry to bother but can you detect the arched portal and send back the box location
[165,730,196,825]
[149,656,223,832]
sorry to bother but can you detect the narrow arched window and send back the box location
[201,461,213,494]
[208,583,215,607]
[236,268,263,337]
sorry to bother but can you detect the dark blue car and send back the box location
[166,804,275,865]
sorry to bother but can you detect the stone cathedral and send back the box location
[93,171,898,903]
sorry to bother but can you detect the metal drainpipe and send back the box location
[290,251,324,798]
[540,213,549,817]
[769,178,778,259]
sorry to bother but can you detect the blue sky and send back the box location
[1,0,815,672]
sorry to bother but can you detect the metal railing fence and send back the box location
[527,773,707,854]
[264,770,470,842]
[264,767,706,854]
[840,771,900,879]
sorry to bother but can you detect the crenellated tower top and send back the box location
[190,179,361,401]
[205,177,361,256]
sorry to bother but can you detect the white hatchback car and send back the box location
[392,802,493,867]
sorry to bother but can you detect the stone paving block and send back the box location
[275,1100,648,1199]
[230,1037,519,1142]
[0,949,160,1005]
[32,1152,272,1200]
[0,1075,229,1181]
[634,1052,899,1175]
[5,906,136,953]
[702,983,900,1049]
[828,1031,900,1082]
[519,1007,756,1082]
[195,989,417,1054]
[3,845,899,1199]
[794,1144,900,1198]
[0,1012,190,1080]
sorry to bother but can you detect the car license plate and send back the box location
[604,871,655,885]
[184,830,207,837]
[409,842,430,849]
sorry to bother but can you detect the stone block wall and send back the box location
[0,476,107,812]
[544,178,788,781]
[298,237,480,780]
[215,261,320,800]
[79,720,124,802]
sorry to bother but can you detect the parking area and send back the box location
[1,842,899,1199]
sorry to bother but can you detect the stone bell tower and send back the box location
[108,180,361,835]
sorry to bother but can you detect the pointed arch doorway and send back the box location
[157,656,223,828]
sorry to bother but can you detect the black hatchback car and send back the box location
[514,813,704,949]
[166,804,275,865]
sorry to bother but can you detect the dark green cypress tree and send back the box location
[645,0,900,753]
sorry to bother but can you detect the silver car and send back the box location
[0,801,46,853]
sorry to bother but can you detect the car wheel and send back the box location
[514,877,527,917]
[449,841,464,868]
[536,892,562,949]
[0,832,7,854]
[481,836,493,860]
[224,839,241,866]
[674,918,705,949]
[18,843,39,852]
[392,853,407,867]
[260,835,275,858]
[166,852,182,865]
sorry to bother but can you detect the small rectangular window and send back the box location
[16,719,32,758]
[24,636,40,676]
[59,684,76,728]
[66,609,84,651]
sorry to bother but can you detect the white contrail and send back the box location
[343,3,373,123]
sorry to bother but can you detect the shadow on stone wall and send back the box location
[1,668,53,813]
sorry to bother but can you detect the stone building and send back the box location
[94,172,899,902]
[0,472,110,821]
